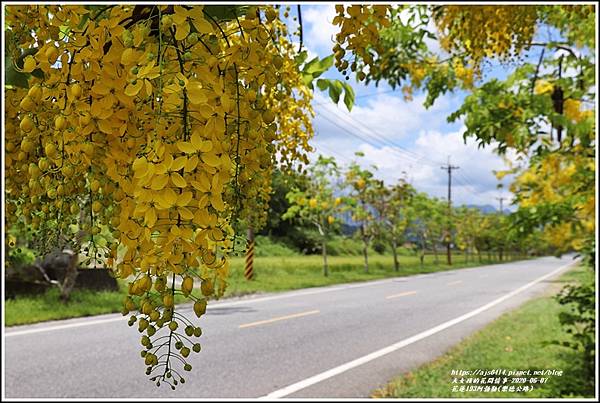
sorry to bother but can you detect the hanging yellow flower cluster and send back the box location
[5,4,313,387]
[332,4,391,81]
[511,149,595,253]
[330,5,478,95]
[434,6,538,70]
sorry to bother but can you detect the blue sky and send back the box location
[283,4,533,210]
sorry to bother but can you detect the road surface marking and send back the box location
[4,280,392,337]
[4,258,550,337]
[261,259,578,398]
[385,291,418,299]
[447,280,463,286]
[4,316,127,337]
[239,310,320,329]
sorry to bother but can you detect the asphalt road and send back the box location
[4,255,577,398]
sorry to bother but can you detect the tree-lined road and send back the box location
[4,256,576,398]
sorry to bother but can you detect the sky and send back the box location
[287,4,523,210]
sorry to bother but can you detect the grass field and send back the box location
[5,252,519,326]
[223,253,514,295]
[372,264,595,398]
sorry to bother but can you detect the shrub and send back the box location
[549,266,595,395]
[254,236,299,257]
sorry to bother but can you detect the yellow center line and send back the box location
[385,290,418,299]
[239,310,320,329]
[447,280,463,286]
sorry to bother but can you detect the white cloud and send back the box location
[302,4,338,56]
[297,4,519,210]
[312,90,461,144]
[309,123,518,209]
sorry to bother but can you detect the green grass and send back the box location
[223,253,515,296]
[4,253,518,327]
[4,284,129,326]
[372,264,595,398]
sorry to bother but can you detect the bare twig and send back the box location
[297,5,303,53]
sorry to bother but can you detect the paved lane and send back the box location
[4,256,577,398]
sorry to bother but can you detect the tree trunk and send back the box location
[322,239,329,277]
[361,224,369,273]
[363,241,369,273]
[419,236,426,268]
[59,250,79,303]
[478,249,482,263]
[392,238,399,272]
[432,244,439,264]
[55,206,88,302]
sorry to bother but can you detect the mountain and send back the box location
[465,204,511,214]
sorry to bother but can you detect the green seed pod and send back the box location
[138,318,149,332]
[141,335,150,346]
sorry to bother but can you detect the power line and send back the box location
[313,104,508,211]
[317,97,506,195]
[315,111,424,166]
[455,170,479,191]
[315,107,496,209]
[316,102,446,167]
[312,89,397,107]
[315,107,443,169]
[311,140,352,164]
[451,175,490,205]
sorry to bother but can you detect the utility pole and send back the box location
[441,156,459,265]
[495,196,507,261]
[495,196,506,214]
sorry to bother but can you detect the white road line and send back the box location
[4,258,557,338]
[4,279,394,337]
[261,259,578,399]
[4,316,128,337]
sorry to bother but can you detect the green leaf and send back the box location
[203,5,249,22]
[342,81,355,111]
[302,56,321,74]
[303,54,334,78]
[328,79,343,104]
[316,78,329,91]
[294,50,308,66]
[59,25,71,41]
[77,13,91,30]
[301,73,314,89]
[5,55,29,88]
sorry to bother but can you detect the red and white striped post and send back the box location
[244,227,255,280]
